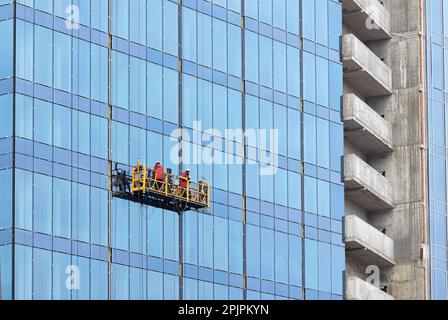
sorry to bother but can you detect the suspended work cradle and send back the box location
[112,162,210,213]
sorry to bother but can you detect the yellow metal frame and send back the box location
[131,162,147,193]
[131,163,210,208]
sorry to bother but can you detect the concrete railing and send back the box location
[346,276,394,300]
[343,0,391,37]
[344,154,394,208]
[343,33,392,93]
[343,94,393,151]
[344,215,395,265]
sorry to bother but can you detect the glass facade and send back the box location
[0,0,344,300]
[426,0,448,301]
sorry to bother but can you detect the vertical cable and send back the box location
[107,0,113,300]
[299,1,306,301]
[241,0,247,300]
[177,0,184,300]
[126,0,131,300]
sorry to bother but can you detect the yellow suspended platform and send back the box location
[112,162,210,213]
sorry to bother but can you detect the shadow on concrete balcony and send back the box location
[342,0,391,42]
[344,215,395,267]
[344,94,393,154]
[344,154,394,210]
[346,276,394,300]
[343,34,392,97]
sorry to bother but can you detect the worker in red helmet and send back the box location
[155,161,164,181]
[153,161,165,191]
[179,168,191,189]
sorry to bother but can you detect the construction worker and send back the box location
[114,162,130,193]
[179,168,191,188]
[155,162,164,180]
[179,168,191,200]
[197,180,205,203]
[153,161,165,191]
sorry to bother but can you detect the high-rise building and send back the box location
[341,0,448,300]
[0,0,345,300]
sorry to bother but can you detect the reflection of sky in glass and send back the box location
[0,0,345,301]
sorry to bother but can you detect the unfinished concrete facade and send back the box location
[342,0,430,300]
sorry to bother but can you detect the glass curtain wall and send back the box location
[0,0,344,300]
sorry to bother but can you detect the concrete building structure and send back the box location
[342,0,431,300]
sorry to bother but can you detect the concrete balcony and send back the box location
[342,0,391,42]
[346,276,394,300]
[343,34,392,97]
[344,215,395,267]
[343,94,393,154]
[344,154,394,210]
